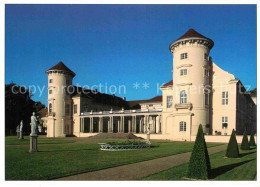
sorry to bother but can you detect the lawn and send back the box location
[5,136,221,180]
[5,136,76,145]
[140,147,257,180]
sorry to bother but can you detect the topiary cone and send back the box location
[249,132,256,146]
[186,124,211,179]
[226,129,239,158]
[241,130,250,150]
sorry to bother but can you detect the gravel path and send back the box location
[55,144,227,181]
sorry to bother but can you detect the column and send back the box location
[90,117,93,133]
[117,119,120,133]
[111,116,114,133]
[139,117,143,133]
[122,116,125,133]
[131,116,135,133]
[128,118,131,132]
[99,117,103,132]
[156,116,160,134]
[82,117,85,133]
[144,115,148,133]
[134,116,137,133]
[159,115,162,133]
[152,116,156,133]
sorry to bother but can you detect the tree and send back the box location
[241,122,249,131]
[249,132,256,146]
[186,124,211,179]
[226,129,239,158]
[5,83,45,135]
[241,130,250,150]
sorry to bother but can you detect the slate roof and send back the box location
[128,95,162,108]
[38,108,48,117]
[161,80,173,88]
[47,61,75,76]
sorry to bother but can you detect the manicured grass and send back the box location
[5,136,221,180]
[140,147,256,180]
[5,136,76,145]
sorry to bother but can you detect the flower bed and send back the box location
[98,141,150,151]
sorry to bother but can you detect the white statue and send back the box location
[19,120,24,139]
[19,120,23,132]
[30,112,38,135]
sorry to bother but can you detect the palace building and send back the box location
[44,29,256,141]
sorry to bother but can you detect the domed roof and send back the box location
[46,61,75,76]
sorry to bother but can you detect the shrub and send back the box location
[186,124,211,179]
[249,132,256,146]
[241,130,250,150]
[225,129,239,158]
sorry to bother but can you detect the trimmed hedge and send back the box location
[249,132,256,146]
[225,129,239,158]
[186,124,211,179]
[241,130,250,150]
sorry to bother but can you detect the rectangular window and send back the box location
[180,69,187,76]
[65,104,70,115]
[222,116,228,129]
[204,53,208,60]
[49,90,52,94]
[180,53,188,60]
[167,96,173,108]
[49,79,53,83]
[204,69,209,76]
[73,104,77,114]
[222,91,228,105]
[180,121,186,132]
[204,91,209,105]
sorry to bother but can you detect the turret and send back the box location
[169,29,214,135]
[46,61,75,137]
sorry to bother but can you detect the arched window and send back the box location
[180,90,187,104]
[180,121,186,132]
[49,103,52,113]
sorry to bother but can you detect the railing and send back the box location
[81,108,162,116]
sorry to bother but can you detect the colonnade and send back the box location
[79,115,161,134]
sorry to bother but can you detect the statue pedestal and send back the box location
[17,131,20,138]
[29,134,38,153]
[147,133,150,144]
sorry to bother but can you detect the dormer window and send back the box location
[180,53,188,60]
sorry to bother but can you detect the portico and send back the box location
[79,109,162,134]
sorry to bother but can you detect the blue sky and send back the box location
[5,4,256,106]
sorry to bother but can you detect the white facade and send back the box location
[45,29,256,140]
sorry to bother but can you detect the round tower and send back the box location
[169,29,214,136]
[46,61,75,137]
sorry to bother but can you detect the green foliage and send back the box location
[106,140,147,145]
[186,124,211,179]
[249,132,256,146]
[241,130,250,150]
[5,83,45,135]
[226,129,239,158]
